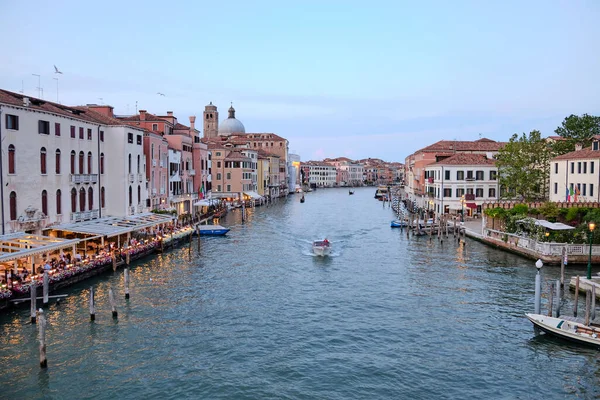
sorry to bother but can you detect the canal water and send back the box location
[0,187,598,399]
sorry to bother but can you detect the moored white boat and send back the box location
[312,239,331,256]
[525,313,600,348]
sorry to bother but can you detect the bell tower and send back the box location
[203,102,219,139]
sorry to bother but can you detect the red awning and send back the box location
[466,202,478,209]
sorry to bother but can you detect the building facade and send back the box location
[550,141,600,203]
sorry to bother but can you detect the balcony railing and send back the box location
[129,206,136,215]
[70,209,99,222]
[129,174,135,183]
[138,173,144,182]
[188,169,196,176]
[152,188,157,195]
[160,188,165,195]
[70,174,98,184]
[160,160,166,168]
[152,159,157,167]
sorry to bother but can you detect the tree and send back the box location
[552,114,600,155]
[495,130,551,201]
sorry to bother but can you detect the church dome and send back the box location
[218,104,245,135]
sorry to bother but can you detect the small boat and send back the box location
[312,239,331,256]
[525,313,600,348]
[349,190,354,195]
[196,224,230,236]
[300,195,305,203]
[390,220,407,228]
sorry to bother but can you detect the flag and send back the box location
[575,185,580,202]
[199,183,205,199]
[569,187,574,202]
[566,187,570,202]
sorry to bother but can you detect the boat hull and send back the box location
[312,245,331,256]
[525,313,600,348]
[196,225,230,236]
[390,220,407,228]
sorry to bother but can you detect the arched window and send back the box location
[101,187,105,208]
[137,154,140,173]
[41,190,48,215]
[128,186,132,206]
[9,191,17,221]
[87,152,92,174]
[100,153,104,174]
[79,151,84,174]
[70,151,76,174]
[79,187,86,211]
[151,144,154,159]
[137,185,141,204]
[88,187,93,210]
[8,145,15,174]
[71,188,77,212]
[55,149,61,174]
[128,154,132,174]
[56,189,62,215]
[40,147,47,174]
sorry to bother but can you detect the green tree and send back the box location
[552,114,600,155]
[495,130,551,201]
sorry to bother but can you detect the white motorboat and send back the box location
[312,239,331,256]
[525,313,600,348]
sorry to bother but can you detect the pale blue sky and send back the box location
[1,0,599,162]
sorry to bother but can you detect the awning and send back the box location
[466,203,478,209]
[49,212,175,238]
[244,191,263,200]
[194,199,213,207]
[517,218,575,231]
[0,233,80,263]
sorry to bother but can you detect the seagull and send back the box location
[157,92,165,96]
[54,65,63,74]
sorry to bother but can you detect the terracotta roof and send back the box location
[429,153,497,166]
[174,123,190,130]
[418,138,504,153]
[257,149,279,158]
[119,112,166,122]
[244,133,287,141]
[552,146,600,161]
[224,150,251,162]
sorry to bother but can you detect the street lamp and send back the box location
[460,195,465,222]
[587,222,595,279]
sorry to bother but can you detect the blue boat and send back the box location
[390,220,407,228]
[196,224,230,236]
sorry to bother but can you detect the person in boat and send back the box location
[323,238,330,246]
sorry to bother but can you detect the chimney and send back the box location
[87,104,114,118]
[23,97,30,107]
[167,111,173,117]
[575,143,583,151]
[189,116,196,130]
[139,110,147,121]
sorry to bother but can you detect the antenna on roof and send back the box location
[98,98,103,105]
[479,133,482,139]
[135,101,138,114]
[20,80,24,94]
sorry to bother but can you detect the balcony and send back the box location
[129,206,136,215]
[152,159,157,167]
[138,173,144,182]
[188,169,196,176]
[465,177,475,181]
[70,174,98,184]
[152,188,157,195]
[160,188,165,195]
[160,160,166,168]
[70,209,99,222]
[128,174,135,183]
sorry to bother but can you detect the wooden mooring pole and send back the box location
[89,287,95,321]
[573,276,580,317]
[560,246,566,295]
[43,271,49,306]
[30,283,37,324]
[38,309,47,368]
[112,251,117,272]
[585,290,591,326]
[547,282,554,317]
[555,279,561,317]
[109,288,118,318]
[126,248,130,266]
[592,285,596,322]
[124,268,130,299]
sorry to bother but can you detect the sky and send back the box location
[1,0,599,163]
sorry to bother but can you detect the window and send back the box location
[583,184,587,196]
[226,172,231,179]
[100,153,104,174]
[100,130,104,142]
[475,171,484,180]
[444,170,450,180]
[128,132,133,143]
[70,125,76,138]
[40,147,47,174]
[87,129,92,140]
[591,184,595,197]
[137,135,142,145]
[554,182,558,194]
[137,185,141,204]
[79,188,86,211]
[55,123,61,136]
[466,188,474,195]
[79,127,84,139]
[56,189,62,215]
[456,188,465,197]
[488,188,496,198]
[475,188,483,198]
[71,188,77,212]
[571,162,574,174]
[152,123,158,131]
[38,120,50,134]
[466,171,474,180]
[227,184,231,192]
[88,152,92,174]
[554,163,558,174]
[79,151,84,174]
[217,185,221,192]
[70,151,76,174]
[101,187,105,208]
[217,161,221,168]
[594,142,600,151]
[6,114,18,130]
[489,171,497,180]
[88,187,93,210]
[216,173,221,180]
[151,144,154,159]
[128,154,132,173]
[457,171,464,180]
[41,190,48,216]
[137,155,140,173]
[584,162,587,174]
[443,188,452,197]
[9,192,16,220]
[578,162,581,174]
[216,152,221,157]
[129,186,132,206]
[592,162,595,174]
[55,149,61,174]
[8,145,15,174]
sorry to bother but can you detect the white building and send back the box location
[424,153,499,217]
[550,140,600,203]
[304,162,337,188]
[168,148,183,202]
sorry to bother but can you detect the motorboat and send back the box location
[300,195,305,203]
[374,186,388,199]
[312,239,331,256]
[349,190,355,195]
[390,220,407,228]
[525,313,600,348]
[196,224,230,236]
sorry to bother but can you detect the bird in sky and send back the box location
[54,65,63,74]
[157,92,165,96]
